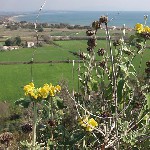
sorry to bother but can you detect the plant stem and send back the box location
[50,97,54,140]
[33,102,37,150]
[105,23,119,149]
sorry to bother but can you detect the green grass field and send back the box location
[0,40,149,103]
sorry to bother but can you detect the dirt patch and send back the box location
[0,102,10,118]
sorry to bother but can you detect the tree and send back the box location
[15,36,21,46]
[5,36,22,46]
[5,38,13,46]
[37,25,44,32]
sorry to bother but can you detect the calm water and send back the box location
[13,11,150,28]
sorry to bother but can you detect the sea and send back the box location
[12,11,150,28]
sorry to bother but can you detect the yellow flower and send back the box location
[144,26,150,33]
[39,87,49,99]
[23,82,61,100]
[24,82,35,95]
[55,85,61,92]
[49,89,55,97]
[30,90,38,99]
[86,125,93,132]
[78,116,89,127]
[88,118,98,127]
[78,116,98,132]
[135,23,144,33]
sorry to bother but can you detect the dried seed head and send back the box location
[123,50,132,56]
[92,21,101,30]
[101,111,110,118]
[86,29,96,36]
[146,61,150,67]
[79,52,87,60]
[21,123,32,134]
[87,47,93,53]
[136,43,143,50]
[9,114,21,121]
[145,68,150,74]
[0,132,13,145]
[99,61,106,69]
[99,16,108,24]
[87,38,97,47]
[144,15,148,21]
[113,40,121,47]
[140,32,150,39]
[97,48,105,56]
[74,92,82,98]
[48,119,56,127]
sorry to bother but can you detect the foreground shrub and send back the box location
[1,16,149,150]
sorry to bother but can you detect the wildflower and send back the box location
[86,118,98,132]
[24,82,35,95]
[144,26,150,33]
[78,116,98,132]
[78,116,89,128]
[135,23,144,33]
[39,84,50,99]
[49,89,55,97]
[23,82,61,100]
[55,85,61,92]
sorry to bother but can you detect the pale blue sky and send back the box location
[0,0,150,12]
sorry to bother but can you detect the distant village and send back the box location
[0,42,34,51]
[0,15,133,51]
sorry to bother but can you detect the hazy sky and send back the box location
[0,0,150,12]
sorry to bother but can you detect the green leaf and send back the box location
[87,81,92,91]
[15,98,31,108]
[123,121,129,131]
[47,139,55,150]
[145,93,150,109]
[57,125,70,138]
[91,78,98,92]
[120,64,128,73]
[111,105,115,114]
[56,97,67,109]
[41,100,50,107]
[104,83,112,100]
[117,79,125,103]
[69,132,85,146]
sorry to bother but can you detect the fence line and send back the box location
[0,60,84,65]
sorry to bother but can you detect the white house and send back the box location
[2,46,9,50]
[26,42,35,48]
[0,46,19,51]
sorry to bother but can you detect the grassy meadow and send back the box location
[0,27,150,103]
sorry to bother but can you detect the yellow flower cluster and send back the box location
[78,116,98,132]
[24,82,61,100]
[135,23,150,33]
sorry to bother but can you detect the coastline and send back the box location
[8,15,25,22]
[2,13,134,30]
[1,11,150,29]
